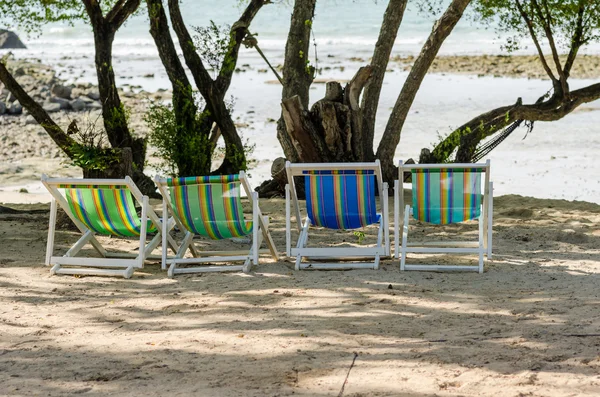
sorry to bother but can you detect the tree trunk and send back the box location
[92,27,146,171]
[427,83,600,163]
[277,0,317,163]
[376,0,472,182]
[147,0,212,176]
[360,0,408,161]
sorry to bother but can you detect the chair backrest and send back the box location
[286,162,383,230]
[408,164,488,225]
[165,175,252,240]
[41,177,156,237]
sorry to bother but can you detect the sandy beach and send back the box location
[1,194,600,396]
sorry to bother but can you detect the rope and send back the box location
[471,119,523,162]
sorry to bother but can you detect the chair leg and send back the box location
[45,198,57,266]
[400,205,410,271]
[394,180,400,260]
[295,220,310,271]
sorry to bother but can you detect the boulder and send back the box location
[0,29,27,49]
[85,101,102,110]
[25,115,37,125]
[8,101,22,115]
[86,90,100,100]
[0,101,5,115]
[43,102,61,113]
[49,96,71,110]
[70,98,86,111]
[51,84,72,100]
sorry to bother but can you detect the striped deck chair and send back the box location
[394,160,493,273]
[285,161,389,270]
[41,175,178,278]
[154,172,279,277]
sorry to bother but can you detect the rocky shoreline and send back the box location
[0,56,172,184]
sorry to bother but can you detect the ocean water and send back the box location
[2,0,600,203]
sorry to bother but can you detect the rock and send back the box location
[14,67,26,76]
[6,91,16,103]
[0,29,27,49]
[49,96,71,110]
[70,98,86,111]
[85,101,102,110]
[25,115,37,125]
[51,84,72,99]
[43,102,61,113]
[87,90,100,100]
[8,101,22,115]
[0,101,5,114]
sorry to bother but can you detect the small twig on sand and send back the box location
[338,352,359,397]
[563,334,600,337]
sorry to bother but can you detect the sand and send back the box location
[1,194,600,396]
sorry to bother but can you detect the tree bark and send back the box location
[360,0,408,161]
[277,0,317,163]
[376,0,472,182]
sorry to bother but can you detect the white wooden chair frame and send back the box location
[394,160,493,273]
[285,161,389,271]
[154,171,279,277]
[42,175,178,279]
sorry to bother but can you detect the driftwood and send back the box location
[258,67,373,197]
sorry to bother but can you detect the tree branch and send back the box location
[531,0,569,95]
[563,0,586,78]
[214,0,265,97]
[515,0,557,83]
[428,82,600,163]
[81,0,105,28]
[167,0,214,98]
[107,0,141,30]
[0,61,77,158]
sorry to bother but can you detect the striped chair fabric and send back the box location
[303,170,380,230]
[411,167,483,225]
[60,185,156,237]
[166,175,252,240]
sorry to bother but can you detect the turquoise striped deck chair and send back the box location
[285,161,389,270]
[394,160,493,273]
[41,175,178,278]
[154,172,279,277]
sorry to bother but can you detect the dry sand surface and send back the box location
[1,194,600,396]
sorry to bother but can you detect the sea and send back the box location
[2,0,600,203]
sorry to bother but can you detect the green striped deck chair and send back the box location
[41,175,178,279]
[154,172,279,277]
[394,160,493,273]
[285,161,389,271]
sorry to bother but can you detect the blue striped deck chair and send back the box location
[41,175,178,278]
[285,161,389,270]
[394,160,493,273]
[154,172,279,277]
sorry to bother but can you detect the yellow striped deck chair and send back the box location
[154,172,278,277]
[394,160,493,273]
[285,161,389,271]
[41,175,178,278]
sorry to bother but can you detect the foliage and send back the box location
[145,100,213,177]
[472,0,600,53]
[65,118,121,172]
[193,21,233,78]
[0,0,136,36]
